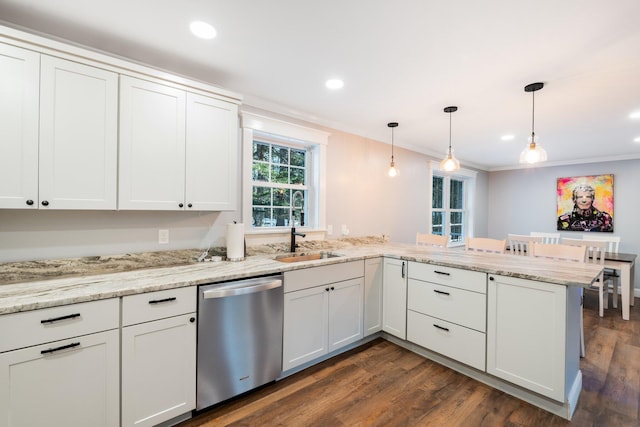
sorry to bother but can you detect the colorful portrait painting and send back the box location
[557,174,614,232]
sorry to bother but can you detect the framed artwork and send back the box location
[557,174,614,232]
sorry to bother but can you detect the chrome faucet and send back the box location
[290,227,306,253]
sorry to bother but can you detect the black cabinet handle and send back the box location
[26,199,34,206]
[434,270,450,276]
[187,203,193,208]
[178,202,184,208]
[330,286,335,291]
[190,317,196,323]
[148,297,177,304]
[433,324,450,332]
[433,289,450,296]
[489,276,495,281]
[41,313,80,324]
[401,261,406,278]
[325,288,330,292]
[41,200,49,206]
[41,342,80,355]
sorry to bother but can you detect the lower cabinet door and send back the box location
[328,278,364,352]
[121,313,196,427]
[0,329,119,427]
[283,286,329,371]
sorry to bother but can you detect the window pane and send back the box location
[450,179,464,209]
[273,188,290,207]
[432,211,443,226]
[272,146,289,164]
[273,207,289,226]
[291,149,305,167]
[253,141,269,162]
[271,165,289,183]
[252,187,271,206]
[432,176,444,209]
[290,167,305,185]
[252,162,269,181]
[450,225,463,242]
[252,207,273,227]
[432,225,443,235]
[450,211,463,224]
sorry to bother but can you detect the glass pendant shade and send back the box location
[519,133,547,164]
[387,122,398,177]
[440,106,460,172]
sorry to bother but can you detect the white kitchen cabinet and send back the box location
[0,42,39,209]
[39,55,118,209]
[119,76,238,211]
[364,257,383,336]
[121,287,196,427]
[406,262,487,371]
[0,299,120,427]
[486,274,580,402]
[382,257,407,339]
[283,261,364,371]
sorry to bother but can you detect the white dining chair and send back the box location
[416,232,448,248]
[530,232,561,244]
[531,241,589,357]
[465,237,506,254]
[563,237,609,316]
[582,234,621,308]
[507,234,542,256]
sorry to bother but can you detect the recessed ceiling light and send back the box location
[630,111,640,119]
[190,21,216,40]
[500,134,515,141]
[634,136,640,143]
[325,79,344,90]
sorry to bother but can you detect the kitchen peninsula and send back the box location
[0,238,602,425]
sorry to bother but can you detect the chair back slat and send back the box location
[530,232,561,244]
[531,242,586,263]
[562,238,607,265]
[416,232,448,248]
[466,237,506,254]
[580,234,620,253]
[507,234,543,256]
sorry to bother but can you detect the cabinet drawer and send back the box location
[284,260,364,293]
[122,286,196,326]
[0,298,119,353]
[407,279,486,332]
[408,262,486,294]
[407,310,486,371]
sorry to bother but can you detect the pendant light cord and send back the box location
[531,90,535,137]
[449,111,453,152]
[391,127,395,160]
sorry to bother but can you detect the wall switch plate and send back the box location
[327,225,333,235]
[158,229,169,244]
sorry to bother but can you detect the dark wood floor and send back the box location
[179,291,640,427]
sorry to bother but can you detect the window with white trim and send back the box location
[241,112,328,232]
[429,161,476,245]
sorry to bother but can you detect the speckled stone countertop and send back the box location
[0,236,602,315]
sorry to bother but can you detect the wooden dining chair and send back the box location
[506,234,542,256]
[531,241,589,357]
[530,232,561,244]
[465,237,506,254]
[562,238,609,317]
[581,234,621,308]
[416,232,448,248]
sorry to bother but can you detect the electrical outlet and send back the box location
[158,229,169,244]
[327,225,333,235]
[341,224,349,236]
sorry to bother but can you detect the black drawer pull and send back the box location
[41,313,81,324]
[149,297,177,304]
[434,270,450,276]
[41,342,80,355]
[433,324,450,332]
[433,289,451,296]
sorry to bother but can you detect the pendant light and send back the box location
[440,106,460,172]
[519,82,547,164]
[387,122,399,177]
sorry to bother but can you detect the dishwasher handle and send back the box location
[202,277,282,299]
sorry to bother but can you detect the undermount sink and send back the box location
[275,252,344,263]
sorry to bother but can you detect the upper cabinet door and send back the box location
[39,55,118,209]
[0,43,39,209]
[119,76,186,210]
[185,93,238,211]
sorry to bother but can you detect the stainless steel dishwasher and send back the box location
[196,274,283,410]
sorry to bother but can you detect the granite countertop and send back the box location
[0,237,603,315]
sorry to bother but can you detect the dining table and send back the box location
[605,252,637,320]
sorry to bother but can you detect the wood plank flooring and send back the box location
[179,291,640,427]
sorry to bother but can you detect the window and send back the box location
[241,112,329,233]
[251,140,308,228]
[429,161,476,245]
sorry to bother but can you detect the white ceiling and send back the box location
[2,0,640,171]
